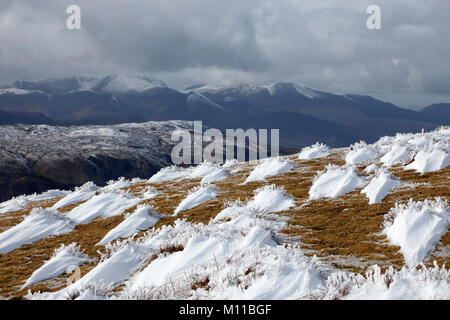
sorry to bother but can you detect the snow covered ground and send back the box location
[0,126,449,300]
[244,157,294,184]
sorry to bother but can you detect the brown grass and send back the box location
[0,197,63,232]
[0,212,126,299]
[0,151,448,298]
[277,164,450,272]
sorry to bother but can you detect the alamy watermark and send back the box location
[366,5,381,30]
[171,121,279,165]
[66,5,81,30]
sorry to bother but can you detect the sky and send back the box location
[0,0,449,108]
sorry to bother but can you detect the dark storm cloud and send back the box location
[0,0,449,100]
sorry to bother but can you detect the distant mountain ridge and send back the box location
[0,75,448,147]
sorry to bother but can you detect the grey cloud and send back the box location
[0,0,449,102]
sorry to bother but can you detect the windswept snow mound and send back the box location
[244,157,294,184]
[362,169,400,204]
[309,165,366,200]
[0,208,74,254]
[405,145,450,174]
[22,243,92,289]
[246,185,295,213]
[97,206,161,245]
[0,190,69,215]
[174,185,219,215]
[149,162,225,183]
[345,142,378,165]
[52,182,99,210]
[324,263,450,300]
[383,198,449,267]
[67,191,140,225]
[298,142,330,160]
[380,145,412,167]
[201,168,229,184]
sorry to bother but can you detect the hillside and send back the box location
[0,127,448,299]
[421,103,450,121]
[0,121,192,202]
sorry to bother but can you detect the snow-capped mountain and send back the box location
[90,75,167,93]
[2,75,167,95]
[0,76,448,147]
[0,126,448,300]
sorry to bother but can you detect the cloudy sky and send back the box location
[0,0,449,108]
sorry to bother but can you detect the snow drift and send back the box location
[383,198,449,267]
[309,165,366,200]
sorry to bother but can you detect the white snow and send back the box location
[0,88,43,95]
[148,162,224,183]
[325,263,450,300]
[298,142,330,160]
[364,163,378,174]
[309,165,366,200]
[101,75,166,93]
[102,177,143,192]
[174,185,218,215]
[148,165,186,183]
[0,190,69,214]
[361,169,400,204]
[0,208,74,254]
[200,168,229,184]
[244,157,294,184]
[246,185,295,213]
[22,243,92,289]
[52,182,99,210]
[97,206,161,245]
[66,191,140,225]
[345,142,378,165]
[405,147,450,174]
[380,145,412,167]
[383,198,449,267]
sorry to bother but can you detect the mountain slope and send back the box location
[0,121,192,202]
[421,103,450,122]
[0,76,447,147]
[0,126,448,300]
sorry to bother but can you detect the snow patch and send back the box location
[174,185,219,215]
[244,157,294,184]
[309,165,366,200]
[22,243,92,289]
[298,142,330,160]
[383,198,449,267]
[246,185,295,213]
[97,206,161,245]
[345,142,378,165]
[405,146,450,173]
[0,208,74,254]
[361,169,400,204]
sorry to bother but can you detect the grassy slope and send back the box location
[0,150,448,299]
